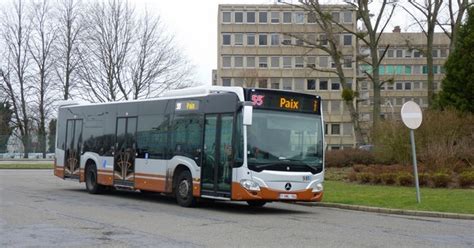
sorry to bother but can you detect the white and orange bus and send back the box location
[54,86,325,207]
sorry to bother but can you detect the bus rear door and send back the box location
[114,117,137,187]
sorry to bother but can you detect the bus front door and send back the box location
[113,117,137,187]
[201,114,233,198]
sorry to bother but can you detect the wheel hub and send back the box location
[178,180,189,199]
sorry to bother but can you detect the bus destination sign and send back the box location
[246,89,321,114]
[176,100,199,111]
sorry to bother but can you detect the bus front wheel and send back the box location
[85,164,103,194]
[175,170,196,207]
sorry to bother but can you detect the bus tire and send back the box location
[175,170,196,207]
[247,201,267,207]
[85,163,103,194]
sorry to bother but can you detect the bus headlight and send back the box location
[312,183,323,192]
[240,179,260,191]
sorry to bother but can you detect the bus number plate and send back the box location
[279,194,297,200]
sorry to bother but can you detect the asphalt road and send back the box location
[1,170,473,248]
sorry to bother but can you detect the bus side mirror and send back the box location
[243,102,253,126]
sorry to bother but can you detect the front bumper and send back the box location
[231,182,323,202]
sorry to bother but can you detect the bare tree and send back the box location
[403,0,444,106]
[321,0,397,128]
[437,0,473,51]
[0,0,33,158]
[289,0,376,145]
[55,0,84,100]
[129,12,192,99]
[77,0,193,102]
[29,0,57,158]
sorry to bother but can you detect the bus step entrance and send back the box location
[64,174,80,181]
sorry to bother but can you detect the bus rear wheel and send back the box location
[85,164,103,194]
[247,201,267,207]
[175,170,196,207]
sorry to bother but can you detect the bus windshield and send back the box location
[247,109,323,173]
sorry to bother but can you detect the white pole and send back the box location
[410,129,421,203]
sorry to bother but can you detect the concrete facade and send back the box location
[214,4,449,149]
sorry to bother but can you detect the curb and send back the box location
[294,202,474,220]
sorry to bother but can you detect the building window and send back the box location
[259,34,267,46]
[271,34,280,46]
[295,36,304,46]
[414,50,422,58]
[271,12,280,23]
[222,12,231,23]
[307,79,316,90]
[331,100,341,113]
[283,78,292,90]
[223,34,231,45]
[283,12,292,23]
[343,11,352,23]
[331,12,340,22]
[319,79,328,90]
[258,79,268,88]
[247,12,255,23]
[405,82,411,90]
[331,81,340,90]
[422,65,428,74]
[343,123,353,136]
[222,56,231,68]
[308,12,317,23]
[295,57,304,68]
[405,65,412,74]
[440,48,448,57]
[259,57,268,68]
[222,78,231,86]
[306,34,316,45]
[294,78,304,91]
[343,57,352,68]
[307,56,316,68]
[319,56,328,68]
[259,12,267,23]
[343,34,352,46]
[432,49,439,58]
[282,35,292,45]
[235,12,243,23]
[234,33,243,46]
[413,81,420,89]
[295,12,304,23]
[271,57,280,68]
[331,124,340,135]
[396,49,403,58]
[396,82,403,90]
[246,57,255,68]
[324,124,328,135]
[405,50,412,58]
[283,56,292,68]
[271,78,280,89]
[319,34,328,46]
[234,56,243,67]
[387,49,394,58]
[247,33,255,46]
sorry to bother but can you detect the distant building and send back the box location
[215,4,449,149]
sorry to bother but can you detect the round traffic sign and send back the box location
[401,101,423,129]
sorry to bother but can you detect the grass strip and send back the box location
[324,180,474,215]
[0,164,53,169]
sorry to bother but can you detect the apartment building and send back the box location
[215,4,358,149]
[358,30,450,127]
[214,4,449,149]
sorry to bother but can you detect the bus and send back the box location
[54,86,325,207]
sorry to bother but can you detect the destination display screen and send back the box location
[245,89,321,114]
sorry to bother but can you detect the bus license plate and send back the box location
[279,194,297,200]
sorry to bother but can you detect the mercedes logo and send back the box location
[284,183,292,191]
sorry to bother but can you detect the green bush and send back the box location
[397,173,414,186]
[381,173,397,185]
[357,172,372,184]
[432,173,451,188]
[418,173,430,186]
[325,149,376,167]
[458,171,474,188]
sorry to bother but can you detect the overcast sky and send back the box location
[136,0,280,86]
